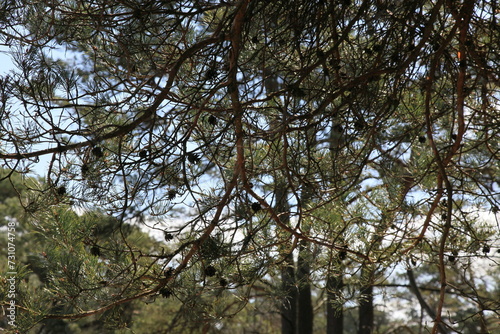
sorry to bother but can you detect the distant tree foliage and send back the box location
[1,0,499,333]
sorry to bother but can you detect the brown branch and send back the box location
[432,2,476,333]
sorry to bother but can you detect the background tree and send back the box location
[1,0,500,333]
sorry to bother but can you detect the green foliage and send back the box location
[1,0,500,333]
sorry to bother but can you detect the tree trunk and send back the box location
[297,240,313,334]
[358,283,374,334]
[281,253,297,334]
[294,113,318,334]
[327,273,344,334]
[275,177,296,334]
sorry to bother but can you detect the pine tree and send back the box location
[1,0,500,333]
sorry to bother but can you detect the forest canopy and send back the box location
[0,0,499,333]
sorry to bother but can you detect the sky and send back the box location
[0,45,13,74]
[0,45,53,178]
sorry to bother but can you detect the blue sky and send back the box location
[0,45,52,178]
[0,45,13,74]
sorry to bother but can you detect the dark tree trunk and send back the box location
[295,125,317,334]
[297,240,313,334]
[275,178,296,334]
[281,252,297,334]
[265,52,296,333]
[358,284,374,334]
[327,273,344,334]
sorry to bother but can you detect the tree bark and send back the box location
[275,179,296,334]
[281,252,297,334]
[358,282,374,334]
[297,240,313,334]
[327,273,344,334]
